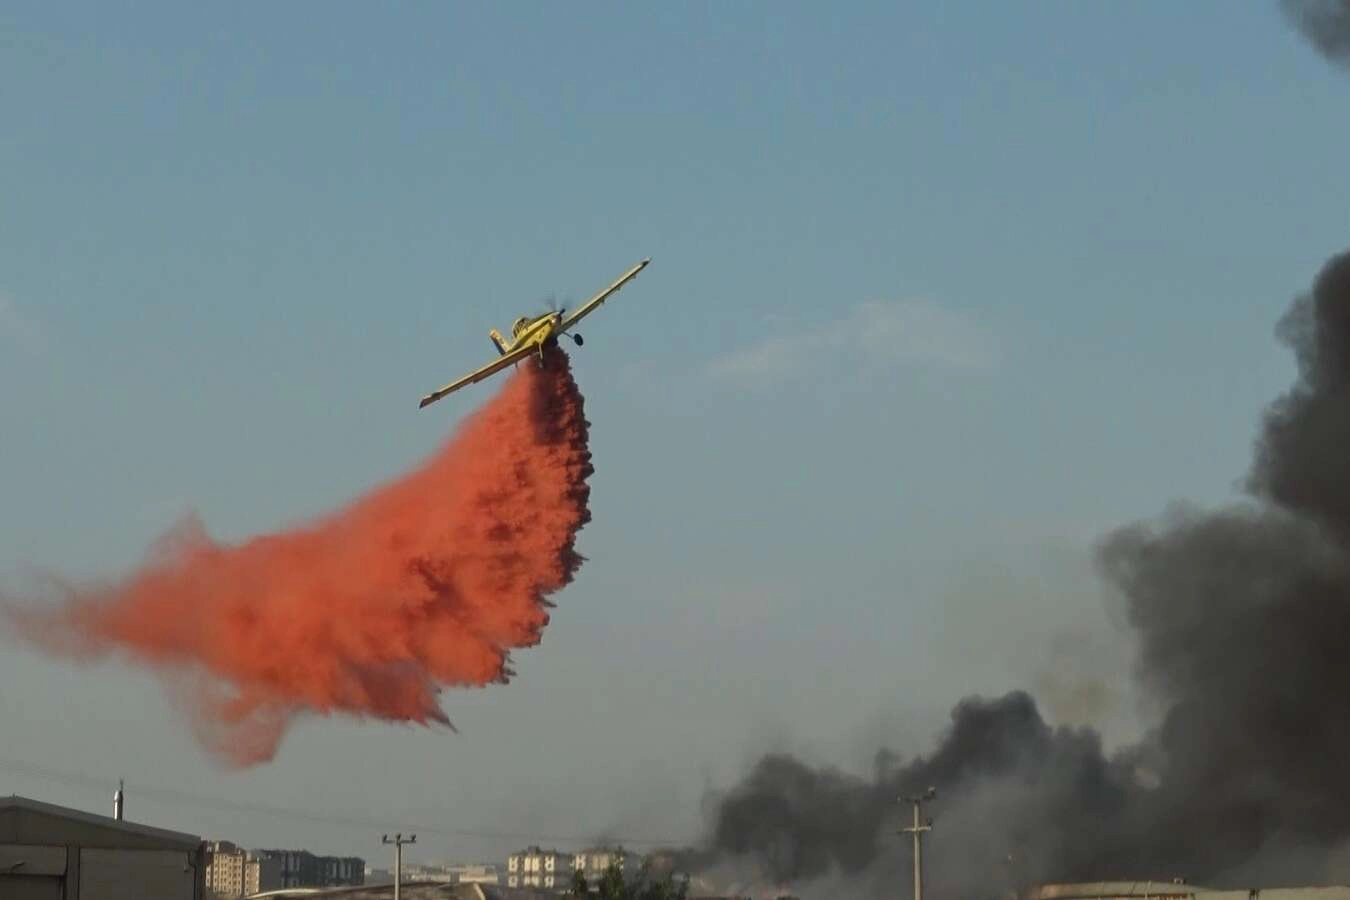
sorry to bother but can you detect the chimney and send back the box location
[113,778,124,821]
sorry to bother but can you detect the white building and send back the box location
[402,862,500,885]
[573,846,641,883]
[446,863,501,885]
[507,846,571,890]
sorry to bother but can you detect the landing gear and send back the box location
[572,333,584,346]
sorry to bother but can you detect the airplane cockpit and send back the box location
[511,316,529,337]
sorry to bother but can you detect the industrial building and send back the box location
[0,794,206,900]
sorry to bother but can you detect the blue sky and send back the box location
[2,0,1348,866]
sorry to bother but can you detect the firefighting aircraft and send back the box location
[417,258,650,409]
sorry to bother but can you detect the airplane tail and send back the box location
[489,329,506,356]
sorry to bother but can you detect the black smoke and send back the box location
[695,253,1350,898]
[1282,0,1350,68]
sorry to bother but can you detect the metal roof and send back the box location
[0,794,201,849]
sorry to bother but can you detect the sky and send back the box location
[2,0,1349,869]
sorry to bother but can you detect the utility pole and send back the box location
[900,787,935,900]
[382,832,416,900]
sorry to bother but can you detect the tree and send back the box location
[571,869,590,896]
[585,861,689,900]
[598,861,626,900]
[634,871,690,900]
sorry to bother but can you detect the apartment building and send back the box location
[573,846,640,883]
[251,848,365,889]
[205,841,248,898]
[507,846,572,890]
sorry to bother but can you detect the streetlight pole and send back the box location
[382,833,416,900]
[900,788,935,900]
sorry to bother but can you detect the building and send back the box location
[404,863,502,885]
[251,848,364,889]
[1025,883,1200,900]
[365,865,394,885]
[507,846,571,890]
[204,841,247,897]
[450,863,503,885]
[505,845,669,891]
[247,852,282,895]
[404,863,454,883]
[573,846,641,884]
[324,855,365,886]
[203,840,287,896]
[0,794,207,900]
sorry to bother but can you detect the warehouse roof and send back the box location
[0,795,201,850]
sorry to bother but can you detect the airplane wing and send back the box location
[558,258,650,335]
[418,344,535,409]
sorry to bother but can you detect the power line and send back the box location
[0,755,687,847]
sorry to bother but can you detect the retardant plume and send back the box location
[1281,0,1350,68]
[693,251,1350,900]
[5,346,592,767]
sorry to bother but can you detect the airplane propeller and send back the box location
[541,296,567,320]
[543,294,573,320]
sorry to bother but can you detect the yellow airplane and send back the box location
[418,258,651,409]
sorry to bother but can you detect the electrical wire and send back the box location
[0,755,688,847]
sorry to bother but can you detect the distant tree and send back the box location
[634,871,690,900]
[571,868,590,896]
[598,861,626,900]
[589,861,689,900]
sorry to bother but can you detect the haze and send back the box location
[3,0,1349,869]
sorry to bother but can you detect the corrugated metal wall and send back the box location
[80,848,197,900]
[0,844,66,900]
[0,843,200,900]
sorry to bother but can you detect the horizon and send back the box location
[4,0,1350,888]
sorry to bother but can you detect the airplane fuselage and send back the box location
[491,311,564,357]
[418,258,647,410]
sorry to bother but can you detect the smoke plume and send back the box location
[695,252,1350,898]
[6,346,592,767]
[1282,0,1350,68]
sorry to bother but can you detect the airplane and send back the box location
[418,258,650,409]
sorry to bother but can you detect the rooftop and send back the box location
[0,795,201,850]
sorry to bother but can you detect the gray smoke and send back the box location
[701,693,1132,895]
[1282,0,1350,67]
[694,252,1350,899]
